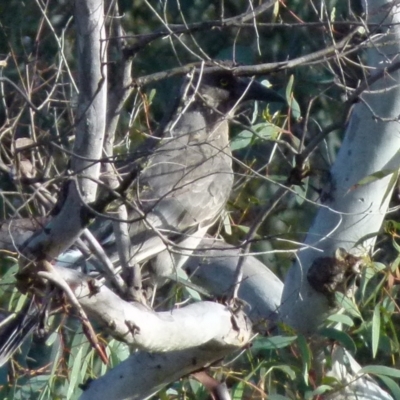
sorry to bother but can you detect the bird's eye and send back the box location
[219,78,229,87]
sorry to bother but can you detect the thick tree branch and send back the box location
[22,0,108,259]
[55,265,252,352]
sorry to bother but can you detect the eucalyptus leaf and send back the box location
[253,335,297,350]
[372,303,381,358]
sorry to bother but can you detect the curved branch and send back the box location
[56,265,252,352]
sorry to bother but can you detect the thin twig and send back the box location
[231,186,289,299]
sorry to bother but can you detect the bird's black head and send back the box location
[187,70,286,114]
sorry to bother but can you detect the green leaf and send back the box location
[67,346,83,400]
[48,330,62,389]
[232,381,245,399]
[382,296,396,315]
[298,335,310,384]
[373,262,387,272]
[359,264,378,300]
[385,219,400,233]
[222,212,232,235]
[148,88,157,103]
[254,122,281,140]
[354,231,380,248]
[231,130,253,151]
[393,238,400,254]
[305,385,333,399]
[231,123,281,151]
[20,376,52,399]
[272,0,279,20]
[285,75,294,103]
[335,292,363,319]
[285,75,301,120]
[330,7,336,22]
[376,375,400,400]
[268,395,292,400]
[272,365,297,380]
[360,365,400,378]
[322,376,341,386]
[294,177,308,205]
[372,303,381,358]
[289,97,301,120]
[319,328,357,353]
[235,224,262,237]
[108,340,130,365]
[253,335,297,350]
[188,378,203,396]
[391,255,400,272]
[354,169,397,188]
[180,273,203,301]
[381,168,399,207]
[327,313,354,327]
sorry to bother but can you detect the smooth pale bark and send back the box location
[102,3,136,292]
[325,347,393,400]
[79,348,239,400]
[55,266,252,351]
[56,263,253,400]
[183,238,283,324]
[23,0,107,258]
[54,247,284,399]
[280,1,399,398]
[281,0,400,335]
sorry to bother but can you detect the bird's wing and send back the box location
[135,124,233,235]
[108,119,233,265]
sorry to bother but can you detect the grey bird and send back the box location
[102,70,286,282]
[0,69,285,366]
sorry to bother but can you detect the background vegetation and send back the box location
[0,0,399,399]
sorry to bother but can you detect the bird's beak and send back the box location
[236,78,287,105]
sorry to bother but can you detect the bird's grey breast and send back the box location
[136,110,233,229]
